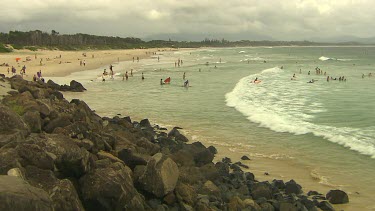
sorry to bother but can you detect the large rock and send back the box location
[0,175,53,211]
[0,105,29,146]
[0,148,22,174]
[23,110,42,133]
[200,180,221,197]
[43,114,72,133]
[251,182,274,200]
[326,190,349,204]
[69,80,86,92]
[50,179,85,211]
[80,162,147,210]
[138,153,179,197]
[17,143,55,170]
[118,149,151,170]
[175,182,197,206]
[21,134,90,177]
[285,180,302,195]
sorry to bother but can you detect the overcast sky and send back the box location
[1,0,374,41]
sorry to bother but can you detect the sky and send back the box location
[0,0,374,41]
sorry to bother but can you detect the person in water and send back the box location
[142,73,145,80]
[160,79,164,85]
[184,80,189,87]
[254,77,259,83]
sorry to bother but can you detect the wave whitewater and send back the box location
[225,67,375,158]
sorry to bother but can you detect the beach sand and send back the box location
[0,48,174,78]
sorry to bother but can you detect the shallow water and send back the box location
[49,47,375,210]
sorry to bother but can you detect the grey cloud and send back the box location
[1,0,375,41]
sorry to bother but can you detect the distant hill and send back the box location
[309,35,375,44]
[143,32,274,42]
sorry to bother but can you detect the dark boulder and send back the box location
[69,80,86,92]
[118,149,151,170]
[46,80,61,90]
[251,182,274,200]
[23,134,90,177]
[24,165,85,211]
[317,201,335,211]
[140,118,152,128]
[207,145,217,154]
[138,153,179,197]
[241,155,251,160]
[0,148,22,174]
[23,110,42,133]
[175,182,197,206]
[326,190,349,204]
[16,143,55,170]
[0,105,29,146]
[43,114,72,133]
[80,162,147,210]
[272,179,286,190]
[279,202,298,211]
[285,180,302,195]
[0,175,53,211]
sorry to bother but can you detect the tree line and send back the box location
[0,30,364,52]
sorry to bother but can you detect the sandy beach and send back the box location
[0,48,174,78]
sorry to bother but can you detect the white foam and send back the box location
[225,67,375,158]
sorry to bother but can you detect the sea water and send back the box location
[49,46,375,210]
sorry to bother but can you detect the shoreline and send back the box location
[0,48,177,78]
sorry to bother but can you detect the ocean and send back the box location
[49,46,375,210]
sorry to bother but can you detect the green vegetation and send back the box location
[0,30,368,53]
[0,43,12,52]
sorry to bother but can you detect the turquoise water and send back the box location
[49,47,375,209]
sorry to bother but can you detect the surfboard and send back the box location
[164,77,171,84]
[254,80,262,84]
